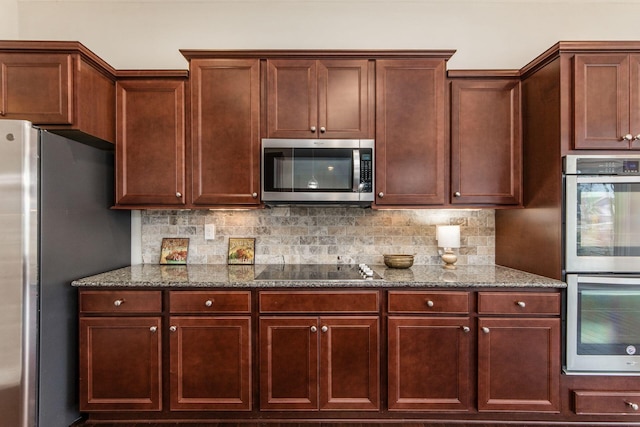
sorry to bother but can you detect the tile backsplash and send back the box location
[140,207,495,265]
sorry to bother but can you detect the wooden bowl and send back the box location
[383,254,414,269]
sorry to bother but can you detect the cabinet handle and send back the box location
[150,326,157,333]
[454,191,461,197]
[482,327,490,334]
[320,127,326,133]
[622,134,634,142]
[310,126,316,133]
[176,192,182,198]
[321,325,328,333]
[378,192,384,198]
[0,110,4,116]
[170,325,177,332]
[626,401,639,411]
[205,299,213,307]
[113,299,124,307]
[516,301,526,308]
[426,300,434,307]
[635,134,640,141]
[252,192,258,199]
[462,326,470,333]
[310,326,317,333]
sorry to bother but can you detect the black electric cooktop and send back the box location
[254,264,381,281]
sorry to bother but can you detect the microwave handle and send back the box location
[353,149,361,192]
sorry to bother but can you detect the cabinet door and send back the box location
[191,59,261,206]
[477,317,560,412]
[267,59,318,138]
[319,316,379,411]
[169,316,251,411]
[79,317,162,411]
[318,59,373,139]
[574,54,631,149]
[375,59,446,205]
[450,79,521,205]
[0,53,72,124]
[116,79,186,206]
[388,317,470,411]
[259,317,319,410]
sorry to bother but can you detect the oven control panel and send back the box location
[565,155,640,175]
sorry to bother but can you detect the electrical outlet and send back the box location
[204,224,215,240]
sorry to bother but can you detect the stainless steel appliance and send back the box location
[261,138,374,206]
[564,155,640,374]
[0,120,130,426]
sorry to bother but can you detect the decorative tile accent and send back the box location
[140,208,495,265]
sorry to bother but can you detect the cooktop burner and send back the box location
[254,264,381,281]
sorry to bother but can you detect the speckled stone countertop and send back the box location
[71,264,565,288]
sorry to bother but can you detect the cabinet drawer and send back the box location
[169,291,251,313]
[574,390,640,415]
[79,290,162,314]
[477,291,560,315]
[388,291,469,314]
[259,290,379,313]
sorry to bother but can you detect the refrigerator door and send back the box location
[0,119,38,427]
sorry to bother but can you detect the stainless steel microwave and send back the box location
[261,139,374,206]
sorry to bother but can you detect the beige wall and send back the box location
[7,0,640,70]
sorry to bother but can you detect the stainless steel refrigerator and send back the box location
[0,120,131,427]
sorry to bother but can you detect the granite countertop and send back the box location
[72,264,566,289]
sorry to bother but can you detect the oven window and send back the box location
[577,183,640,256]
[578,286,640,355]
[263,148,353,192]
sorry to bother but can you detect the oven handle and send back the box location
[575,176,640,184]
[576,275,640,285]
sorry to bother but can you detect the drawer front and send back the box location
[388,291,469,314]
[79,290,162,314]
[574,390,640,415]
[478,291,560,315]
[259,290,379,313]
[169,291,251,313]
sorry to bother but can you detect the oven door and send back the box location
[566,274,640,374]
[565,175,640,272]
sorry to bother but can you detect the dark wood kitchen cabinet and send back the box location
[449,73,522,205]
[259,290,380,411]
[375,59,448,206]
[115,73,187,207]
[387,291,471,411]
[186,57,261,206]
[266,59,374,139]
[168,291,252,411]
[477,291,561,413]
[0,41,116,145]
[574,53,640,150]
[78,290,162,411]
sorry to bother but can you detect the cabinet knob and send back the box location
[176,192,182,198]
[252,192,258,199]
[205,299,213,307]
[462,326,470,333]
[321,325,328,333]
[636,134,640,141]
[0,111,4,116]
[320,127,326,133]
[310,326,317,333]
[426,300,434,307]
[149,326,158,333]
[378,192,384,198]
[626,401,639,411]
[113,299,124,307]
[454,191,461,197]
[310,126,316,133]
[516,301,526,308]
[170,325,177,332]
[622,134,634,142]
[482,327,490,334]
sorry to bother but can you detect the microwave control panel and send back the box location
[360,151,373,192]
[565,155,640,175]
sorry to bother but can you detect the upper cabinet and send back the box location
[0,41,117,145]
[114,72,187,207]
[187,57,261,207]
[574,53,640,150]
[266,59,373,139]
[375,59,448,206]
[449,73,522,206]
